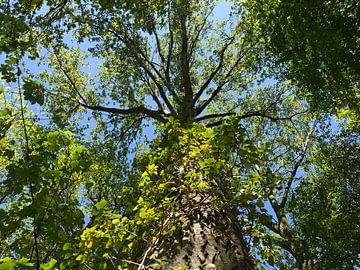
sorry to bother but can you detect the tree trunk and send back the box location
[148,193,253,269]
[144,152,254,269]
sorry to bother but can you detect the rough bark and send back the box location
[144,154,254,269]
[148,193,253,269]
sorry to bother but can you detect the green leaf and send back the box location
[95,200,107,210]
[63,242,72,251]
[0,108,11,117]
[23,79,45,105]
[75,255,84,262]
[17,258,34,267]
[40,259,57,270]
[0,258,16,270]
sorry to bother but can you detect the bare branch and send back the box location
[80,103,167,123]
[204,109,307,127]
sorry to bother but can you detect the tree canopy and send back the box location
[0,0,359,269]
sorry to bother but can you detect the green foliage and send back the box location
[290,132,360,269]
[0,89,92,265]
[56,119,269,269]
[22,79,45,106]
[0,1,359,269]
[246,0,360,116]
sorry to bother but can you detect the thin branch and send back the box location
[121,260,141,267]
[139,72,165,112]
[204,110,307,127]
[106,26,177,116]
[189,6,214,58]
[196,42,247,116]
[153,27,166,69]
[137,246,152,270]
[280,126,314,208]
[158,25,179,104]
[119,116,147,141]
[54,36,169,122]
[138,63,177,116]
[134,41,165,82]
[193,37,234,103]
[196,111,235,122]
[54,54,88,105]
[33,0,68,27]
[84,263,94,270]
[18,66,40,270]
[0,194,9,204]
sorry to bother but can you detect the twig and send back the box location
[137,246,152,270]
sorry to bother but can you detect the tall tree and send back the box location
[0,0,358,269]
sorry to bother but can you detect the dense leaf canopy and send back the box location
[0,0,359,269]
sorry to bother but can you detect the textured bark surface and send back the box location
[148,194,254,269]
[145,157,254,269]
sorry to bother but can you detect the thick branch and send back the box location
[179,2,194,118]
[80,103,167,123]
[166,26,173,82]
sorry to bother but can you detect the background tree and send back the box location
[0,0,358,269]
[246,0,360,118]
